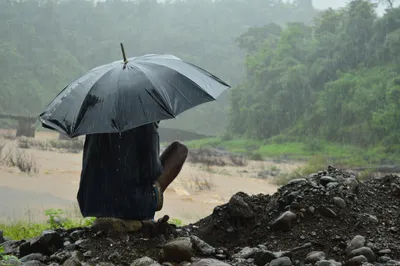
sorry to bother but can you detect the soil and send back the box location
[2,166,400,266]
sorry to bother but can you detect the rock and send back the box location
[69,231,83,242]
[333,197,346,208]
[20,230,63,257]
[344,255,368,266]
[385,260,400,265]
[269,257,292,266]
[0,257,20,266]
[190,259,231,266]
[0,230,4,243]
[320,176,336,186]
[63,258,82,266]
[349,247,375,262]
[315,260,342,266]
[254,249,277,266]
[162,237,193,263]
[270,211,297,231]
[318,207,337,218]
[22,261,45,266]
[378,249,392,255]
[228,193,255,218]
[377,256,391,263]
[304,251,325,264]
[232,247,259,259]
[95,263,116,266]
[190,235,215,256]
[346,235,366,254]
[20,253,45,263]
[2,240,24,254]
[131,257,161,266]
[344,178,359,193]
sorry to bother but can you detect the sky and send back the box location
[312,0,398,15]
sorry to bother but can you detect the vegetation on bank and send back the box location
[229,0,400,151]
[185,137,400,167]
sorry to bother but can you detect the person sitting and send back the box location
[77,121,188,234]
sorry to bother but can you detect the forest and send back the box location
[230,0,400,151]
[1,0,399,152]
[0,0,316,135]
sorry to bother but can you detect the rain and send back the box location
[1,0,400,265]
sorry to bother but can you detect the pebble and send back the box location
[304,251,325,264]
[349,247,376,262]
[162,237,193,263]
[131,257,161,266]
[269,257,292,266]
[270,211,297,231]
[346,235,366,254]
[345,255,368,266]
[333,197,346,208]
[190,259,232,266]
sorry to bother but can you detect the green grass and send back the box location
[185,137,399,167]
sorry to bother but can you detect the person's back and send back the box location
[78,122,163,220]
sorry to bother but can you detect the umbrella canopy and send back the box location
[39,51,230,138]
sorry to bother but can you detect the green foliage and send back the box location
[0,0,317,135]
[169,218,184,227]
[229,0,400,149]
[0,245,20,265]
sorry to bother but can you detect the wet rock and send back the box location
[346,235,366,254]
[62,251,84,266]
[304,251,325,264]
[344,255,368,266]
[162,237,193,263]
[20,253,45,263]
[318,207,337,218]
[130,257,161,266]
[20,230,63,256]
[315,260,342,266]
[228,193,255,218]
[320,176,336,186]
[254,249,276,266]
[190,259,231,266]
[69,231,83,242]
[349,247,375,262]
[270,211,297,231]
[377,256,392,263]
[269,257,292,266]
[232,247,259,259]
[2,240,24,254]
[333,197,346,208]
[378,249,392,255]
[191,235,215,256]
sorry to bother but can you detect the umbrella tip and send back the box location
[120,43,128,64]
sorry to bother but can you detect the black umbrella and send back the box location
[39,44,230,138]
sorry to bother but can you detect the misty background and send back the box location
[1,0,399,152]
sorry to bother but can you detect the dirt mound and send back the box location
[190,166,400,262]
[1,166,400,266]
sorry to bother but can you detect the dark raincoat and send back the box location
[77,122,163,220]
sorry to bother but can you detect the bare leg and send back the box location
[157,141,188,192]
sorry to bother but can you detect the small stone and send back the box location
[345,255,367,266]
[19,230,63,257]
[349,247,375,262]
[287,178,307,185]
[378,249,391,255]
[22,261,45,266]
[131,257,161,266]
[269,257,292,266]
[190,235,215,256]
[69,230,83,242]
[228,193,255,218]
[83,251,93,258]
[346,235,366,254]
[320,176,336,186]
[304,251,325,264]
[190,259,231,266]
[254,249,277,266]
[318,207,337,218]
[232,247,259,259]
[162,237,193,263]
[333,197,346,208]
[309,207,316,213]
[270,211,297,231]
[316,260,342,266]
[20,253,45,263]
[377,256,391,263]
